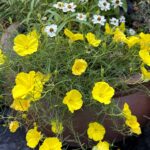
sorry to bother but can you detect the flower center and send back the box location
[97,16,101,21]
[79,15,83,18]
[49,28,54,32]
[68,5,72,9]
[103,2,106,6]
[24,45,29,49]
[116,0,120,4]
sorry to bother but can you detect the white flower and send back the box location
[53,2,64,10]
[120,16,126,23]
[112,0,123,8]
[63,2,77,12]
[76,13,87,21]
[110,17,119,26]
[44,24,57,37]
[98,0,111,11]
[128,28,136,36]
[92,15,106,26]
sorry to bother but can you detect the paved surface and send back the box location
[0,127,31,150]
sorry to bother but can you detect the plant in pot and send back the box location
[0,0,150,150]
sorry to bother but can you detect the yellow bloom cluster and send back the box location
[0,49,6,65]
[138,33,150,81]
[25,123,63,149]
[9,121,19,133]
[13,30,39,56]
[140,64,150,81]
[123,103,141,135]
[106,23,139,49]
[11,71,50,111]
[64,28,101,47]
[105,24,150,82]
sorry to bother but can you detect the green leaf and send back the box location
[122,0,128,12]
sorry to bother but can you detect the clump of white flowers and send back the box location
[52,0,126,28]
[44,24,58,37]
[92,15,106,26]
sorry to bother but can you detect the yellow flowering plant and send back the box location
[0,0,149,149]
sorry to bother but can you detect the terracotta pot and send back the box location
[36,91,150,147]
[60,92,150,145]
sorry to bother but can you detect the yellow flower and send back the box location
[51,120,64,134]
[125,36,139,48]
[0,49,6,65]
[87,122,106,141]
[125,115,141,135]
[72,59,88,76]
[13,30,39,56]
[11,98,31,112]
[12,71,36,100]
[9,121,19,133]
[86,32,101,47]
[131,126,142,135]
[64,28,84,42]
[39,137,62,150]
[105,23,114,35]
[140,64,150,81]
[122,103,141,135]
[92,82,115,105]
[105,23,125,35]
[122,103,132,119]
[119,22,126,32]
[63,89,83,113]
[113,28,127,43]
[139,32,150,50]
[26,126,42,148]
[92,141,110,150]
[139,49,150,66]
